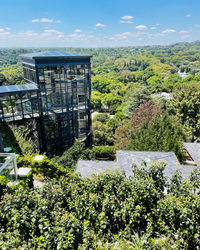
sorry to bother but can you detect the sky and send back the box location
[0,0,200,47]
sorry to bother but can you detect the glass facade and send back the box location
[36,64,91,154]
[0,90,40,121]
[0,51,92,155]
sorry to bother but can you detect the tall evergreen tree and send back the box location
[129,113,185,162]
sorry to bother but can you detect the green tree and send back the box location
[102,93,122,114]
[93,113,110,123]
[168,82,200,141]
[123,85,151,117]
[147,75,163,93]
[92,74,120,93]
[163,74,182,92]
[92,121,114,146]
[114,120,132,149]
[91,91,103,111]
[129,113,185,162]
[120,70,135,84]
[106,111,125,131]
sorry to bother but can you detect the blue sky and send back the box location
[0,0,200,47]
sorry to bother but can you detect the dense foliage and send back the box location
[92,146,116,160]
[1,163,200,248]
[129,113,185,162]
[168,82,200,141]
[52,142,95,172]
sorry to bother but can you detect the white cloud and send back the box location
[121,16,133,20]
[156,24,161,26]
[186,14,191,17]
[179,30,190,34]
[136,25,147,30]
[41,29,64,39]
[43,29,62,34]
[150,32,165,38]
[0,28,10,36]
[17,30,39,38]
[43,29,63,36]
[70,33,86,39]
[95,23,105,27]
[74,29,82,33]
[162,29,176,34]
[137,31,148,35]
[110,32,136,40]
[181,34,190,39]
[120,20,133,24]
[32,18,61,23]
[17,29,88,42]
[122,32,134,36]
[150,27,157,30]
[0,29,106,47]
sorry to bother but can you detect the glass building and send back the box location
[0,51,92,155]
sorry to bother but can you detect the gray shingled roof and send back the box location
[76,160,120,178]
[184,143,200,165]
[117,150,180,178]
[75,150,195,179]
[180,165,198,179]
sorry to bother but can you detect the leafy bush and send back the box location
[0,176,9,198]
[18,169,34,189]
[92,112,110,123]
[17,155,66,179]
[52,142,95,171]
[92,146,116,160]
[1,162,200,248]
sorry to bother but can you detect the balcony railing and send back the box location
[0,153,17,182]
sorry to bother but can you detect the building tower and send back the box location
[0,51,92,155]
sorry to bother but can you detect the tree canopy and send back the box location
[168,82,200,141]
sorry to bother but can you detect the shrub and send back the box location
[93,113,110,123]
[17,155,66,179]
[92,146,116,160]
[18,169,34,189]
[0,176,9,198]
[53,142,95,171]
[0,162,200,248]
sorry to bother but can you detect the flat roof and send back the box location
[20,51,91,59]
[0,84,39,95]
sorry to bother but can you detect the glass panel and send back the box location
[0,154,17,182]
